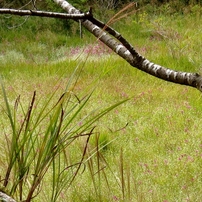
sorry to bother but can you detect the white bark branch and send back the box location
[0,8,91,19]
[53,0,202,92]
[0,191,16,202]
[1,2,202,91]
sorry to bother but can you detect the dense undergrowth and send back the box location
[1,3,202,201]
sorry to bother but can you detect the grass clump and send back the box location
[0,62,127,201]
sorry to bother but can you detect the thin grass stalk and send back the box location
[24,91,36,132]
[86,149,98,198]
[100,164,112,198]
[52,111,64,201]
[126,163,131,201]
[131,175,138,201]
[1,83,20,188]
[103,3,137,30]
[66,128,93,190]
[120,148,125,200]
[95,133,102,201]
[51,155,58,202]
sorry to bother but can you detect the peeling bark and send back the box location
[53,0,202,92]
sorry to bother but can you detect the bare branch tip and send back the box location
[85,7,93,17]
[89,6,93,15]
[195,74,202,92]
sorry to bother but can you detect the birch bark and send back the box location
[0,191,16,202]
[0,8,90,19]
[53,0,202,92]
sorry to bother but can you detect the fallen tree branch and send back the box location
[1,2,202,91]
[0,8,91,19]
[53,0,202,92]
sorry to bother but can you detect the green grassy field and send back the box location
[1,6,202,202]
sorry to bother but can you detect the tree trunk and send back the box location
[53,0,202,92]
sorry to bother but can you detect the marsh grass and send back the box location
[1,6,202,201]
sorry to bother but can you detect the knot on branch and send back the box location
[85,7,93,18]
